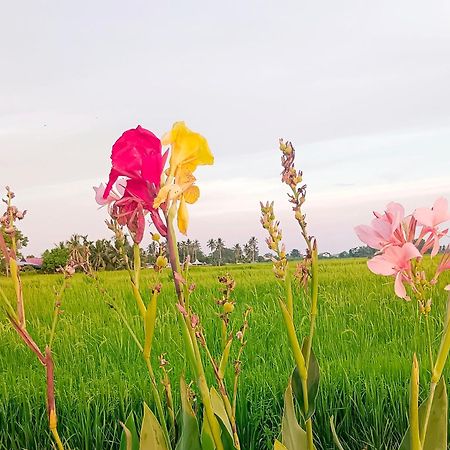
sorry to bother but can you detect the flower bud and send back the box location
[155,255,168,270]
[223,302,235,314]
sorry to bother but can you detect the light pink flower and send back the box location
[355,202,405,250]
[367,242,421,299]
[93,182,125,206]
[414,198,450,256]
[445,285,450,291]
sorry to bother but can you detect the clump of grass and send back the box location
[0,260,448,449]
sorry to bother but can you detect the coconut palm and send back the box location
[216,238,225,266]
[247,236,259,263]
[192,240,201,261]
[89,239,109,271]
[207,238,216,255]
[233,243,242,263]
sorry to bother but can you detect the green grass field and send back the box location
[1,260,449,450]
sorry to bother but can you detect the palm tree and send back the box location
[90,239,108,271]
[247,236,259,263]
[233,244,242,264]
[207,239,216,255]
[243,243,251,262]
[216,238,225,266]
[67,233,90,267]
[192,240,201,261]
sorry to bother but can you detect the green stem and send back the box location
[191,328,224,450]
[279,301,313,450]
[285,270,294,318]
[279,300,307,380]
[165,206,223,450]
[145,358,172,450]
[48,279,68,349]
[424,314,434,373]
[202,335,241,449]
[133,244,141,290]
[305,241,318,368]
[420,381,436,446]
[410,354,421,450]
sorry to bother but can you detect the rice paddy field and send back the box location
[1,259,449,450]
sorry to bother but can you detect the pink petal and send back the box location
[93,184,111,206]
[371,218,392,241]
[432,197,450,225]
[394,272,407,298]
[400,242,422,261]
[431,237,440,257]
[445,284,450,291]
[386,202,405,228]
[414,207,434,228]
[355,225,382,249]
[367,255,396,276]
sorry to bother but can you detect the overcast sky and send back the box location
[1,1,450,256]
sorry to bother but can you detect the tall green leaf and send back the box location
[201,415,216,450]
[210,387,237,449]
[292,338,320,420]
[399,376,447,450]
[176,377,202,450]
[140,403,168,450]
[281,381,308,450]
[120,412,139,450]
[210,387,233,438]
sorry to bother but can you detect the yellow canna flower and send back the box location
[162,122,214,176]
[155,121,213,234]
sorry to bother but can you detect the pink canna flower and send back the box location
[414,198,450,256]
[110,179,167,243]
[104,125,168,198]
[355,202,405,250]
[367,242,421,299]
[96,126,170,243]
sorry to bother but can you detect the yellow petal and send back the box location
[184,185,200,204]
[153,185,171,208]
[177,196,189,235]
[165,122,214,175]
[153,184,183,209]
[176,167,196,185]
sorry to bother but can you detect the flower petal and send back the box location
[184,185,200,204]
[394,272,407,298]
[432,197,450,225]
[367,255,396,276]
[354,225,382,249]
[414,207,435,228]
[177,196,189,234]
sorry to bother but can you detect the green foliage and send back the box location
[175,377,202,450]
[291,339,320,421]
[42,247,70,272]
[280,381,307,450]
[0,260,449,449]
[120,412,139,450]
[399,376,447,450]
[140,403,168,450]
